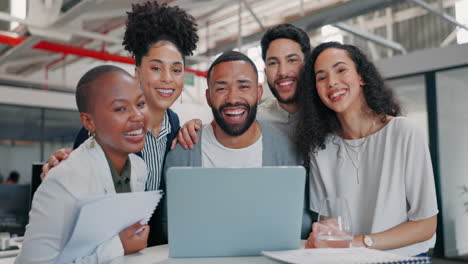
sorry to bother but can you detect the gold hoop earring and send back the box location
[88,130,96,148]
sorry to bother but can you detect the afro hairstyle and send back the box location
[122,1,199,66]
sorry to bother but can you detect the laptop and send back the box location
[166,166,305,258]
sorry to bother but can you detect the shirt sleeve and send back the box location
[16,174,124,264]
[67,235,124,264]
[404,123,439,221]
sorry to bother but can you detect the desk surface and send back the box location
[111,244,282,264]
[0,245,283,264]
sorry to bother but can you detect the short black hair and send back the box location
[75,65,130,113]
[260,23,311,61]
[123,1,198,66]
[206,51,258,84]
[8,171,19,183]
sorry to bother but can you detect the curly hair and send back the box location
[296,41,401,161]
[260,23,311,61]
[122,1,198,66]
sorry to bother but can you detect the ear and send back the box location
[80,112,96,134]
[205,89,212,107]
[359,78,365,87]
[257,83,264,104]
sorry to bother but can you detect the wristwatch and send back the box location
[363,235,374,248]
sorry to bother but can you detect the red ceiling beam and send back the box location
[0,34,208,78]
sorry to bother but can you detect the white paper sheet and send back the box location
[58,191,162,263]
[262,247,430,264]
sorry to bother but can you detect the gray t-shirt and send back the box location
[257,98,298,139]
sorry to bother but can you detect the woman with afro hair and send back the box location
[298,42,438,256]
[40,0,198,247]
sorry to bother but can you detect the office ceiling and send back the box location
[0,0,464,91]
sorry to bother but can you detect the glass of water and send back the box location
[315,197,353,248]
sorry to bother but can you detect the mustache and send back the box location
[219,102,250,112]
[274,77,297,84]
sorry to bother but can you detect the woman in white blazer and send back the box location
[17,65,150,263]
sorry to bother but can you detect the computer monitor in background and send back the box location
[0,184,30,236]
[31,162,44,200]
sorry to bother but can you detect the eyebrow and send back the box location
[149,59,183,65]
[315,61,347,75]
[110,93,144,104]
[213,79,253,85]
[111,98,128,104]
[266,53,301,61]
[214,80,228,85]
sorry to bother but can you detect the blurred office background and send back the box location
[0,0,468,262]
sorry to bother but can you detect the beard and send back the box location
[267,80,298,104]
[211,102,258,137]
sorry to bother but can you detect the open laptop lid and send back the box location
[166,166,305,258]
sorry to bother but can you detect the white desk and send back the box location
[111,244,282,264]
[0,244,292,264]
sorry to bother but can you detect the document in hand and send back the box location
[57,191,162,263]
[262,247,431,264]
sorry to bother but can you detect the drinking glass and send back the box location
[315,197,353,248]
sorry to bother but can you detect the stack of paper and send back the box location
[262,247,431,264]
[57,191,162,263]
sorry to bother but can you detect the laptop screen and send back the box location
[166,166,306,258]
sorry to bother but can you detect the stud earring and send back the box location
[88,130,96,148]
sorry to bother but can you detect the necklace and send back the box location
[342,120,375,184]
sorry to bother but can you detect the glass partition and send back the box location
[0,104,80,184]
[387,75,428,140]
[436,66,468,257]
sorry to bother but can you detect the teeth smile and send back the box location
[224,109,245,115]
[330,90,346,99]
[124,129,143,136]
[278,81,293,86]
[156,89,174,94]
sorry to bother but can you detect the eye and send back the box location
[151,66,161,71]
[137,101,146,108]
[316,76,326,82]
[114,107,126,112]
[288,58,299,63]
[240,85,250,89]
[216,87,226,92]
[267,61,277,66]
[338,68,347,73]
[173,69,182,73]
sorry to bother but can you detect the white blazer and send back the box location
[16,138,147,264]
